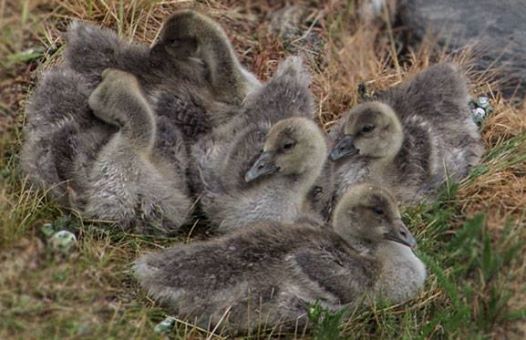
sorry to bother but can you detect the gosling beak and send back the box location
[245,152,279,183]
[329,135,358,161]
[384,220,417,248]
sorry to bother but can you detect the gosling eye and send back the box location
[372,206,384,215]
[282,142,296,151]
[361,124,375,133]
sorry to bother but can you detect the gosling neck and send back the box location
[297,157,327,198]
[344,236,379,255]
[368,132,404,186]
[265,163,322,211]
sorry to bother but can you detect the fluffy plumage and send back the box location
[134,184,426,334]
[191,57,329,232]
[22,10,261,232]
[63,10,259,140]
[22,68,192,234]
[329,63,484,205]
[21,68,114,206]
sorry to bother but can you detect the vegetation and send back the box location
[1,0,525,338]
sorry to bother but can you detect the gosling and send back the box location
[195,117,327,233]
[22,68,193,234]
[134,184,426,334]
[191,57,328,232]
[329,63,484,204]
[64,10,259,139]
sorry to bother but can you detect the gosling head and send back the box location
[150,10,233,69]
[332,184,416,248]
[151,11,209,59]
[330,101,403,161]
[245,117,327,183]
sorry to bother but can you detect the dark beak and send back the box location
[384,220,417,248]
[245,152,279,183]
[329,135,358,161]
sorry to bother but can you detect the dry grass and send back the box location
[1,0,525,338]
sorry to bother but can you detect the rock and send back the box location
[469,96,493,126]
[48,230,77,254]
[154,316,176,333]
[394,0,526,102]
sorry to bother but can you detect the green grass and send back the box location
[1,0,525,338]
[308,183,525,339]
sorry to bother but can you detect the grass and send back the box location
[1,0,525,338]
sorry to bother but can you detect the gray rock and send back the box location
[395,0,526,102]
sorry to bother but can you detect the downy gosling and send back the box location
[64,10,259,140]
[22,68,193,234]
[191,57,328,232]
[329,63,484,205]
[134,183,426,334]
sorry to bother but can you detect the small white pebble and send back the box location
[477,96,489,107]
[471,107,486,124]
[154,316,176,333]
[49,230,77,253]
